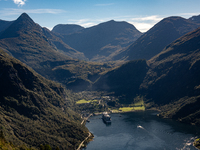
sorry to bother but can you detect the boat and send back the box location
[102,112,111,123]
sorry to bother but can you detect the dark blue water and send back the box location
[84,111,200,150]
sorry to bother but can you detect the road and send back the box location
[76,132,91,150]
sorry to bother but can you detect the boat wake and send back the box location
[137,125,144,130]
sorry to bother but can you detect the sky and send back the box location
[0,0,200,32]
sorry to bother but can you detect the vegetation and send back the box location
[76,99,98,104]
[194,138,200,149]
[119,107,134,112]
[0,131,35,150]
[0,49,89,150]
[112,16,200,61]
[93,60,149,103]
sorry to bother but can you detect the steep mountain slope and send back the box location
[52,24,84,35]
[42,27,86,60]
[56,20,142,61]
[0,13,98,90]
[0,20,13,32]
[140,27,200,124]
[93,60,149,103]
[0,49,89,150]
[112,16,200,61]
[141,26,200,104]
[0,13,86,65]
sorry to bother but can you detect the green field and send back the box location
[76,99,98,104]
[119,107,134,112]
[117,100,145,112]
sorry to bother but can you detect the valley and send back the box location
[0,12,200,149]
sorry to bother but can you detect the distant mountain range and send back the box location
[189,14,200,24]
[53,20,142,61]
[111,16,200,61]
[0,13,118,91]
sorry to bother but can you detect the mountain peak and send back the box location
[18,12,30,19]
[0,13,39,39]
[189,14,200,24]
[15,12,35,27]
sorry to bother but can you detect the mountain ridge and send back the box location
[55,20,142,61]
[111,16,200,61]
[52,24,84,35]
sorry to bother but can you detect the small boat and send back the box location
[102,112,111,124]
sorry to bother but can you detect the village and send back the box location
[74,91,145,123]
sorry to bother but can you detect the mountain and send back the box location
[93,59,149,103]
[0,13,86,63]
[0,13,85,88]
[0,20,13,33]
[189,14,200,24]
[0,49,89,149]
[141,26,200,104]
[112,16,200,61]
[52,24,84,35]
[93,25,200,125]
[0,13,117,91]
[42,27,87,60]
[140,27,200,125]
[56,20,142,61]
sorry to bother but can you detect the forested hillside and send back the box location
[0,49,89,150]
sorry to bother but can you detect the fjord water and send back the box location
[84,111,200,150]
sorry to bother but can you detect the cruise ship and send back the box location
[102,112,111,123]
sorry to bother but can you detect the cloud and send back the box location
[67,19,97,27]
[0,8,66,16]
[124,15,164,32]
[13,0,26,6]
[129,22,155,33]
[178,13,200,18]
[130,15,163,22]
[66,16,162,32]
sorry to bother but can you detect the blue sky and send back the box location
[0,0,200,32]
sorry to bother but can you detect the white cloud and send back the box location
[66,16,162,32]
[178,13,200,18]
[130,15,163,22]
[129,22,155,33]
[0,8,66,16]
[13,0,26,7]
[67,19,97,27]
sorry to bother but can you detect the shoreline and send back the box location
[82,110,199,150]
